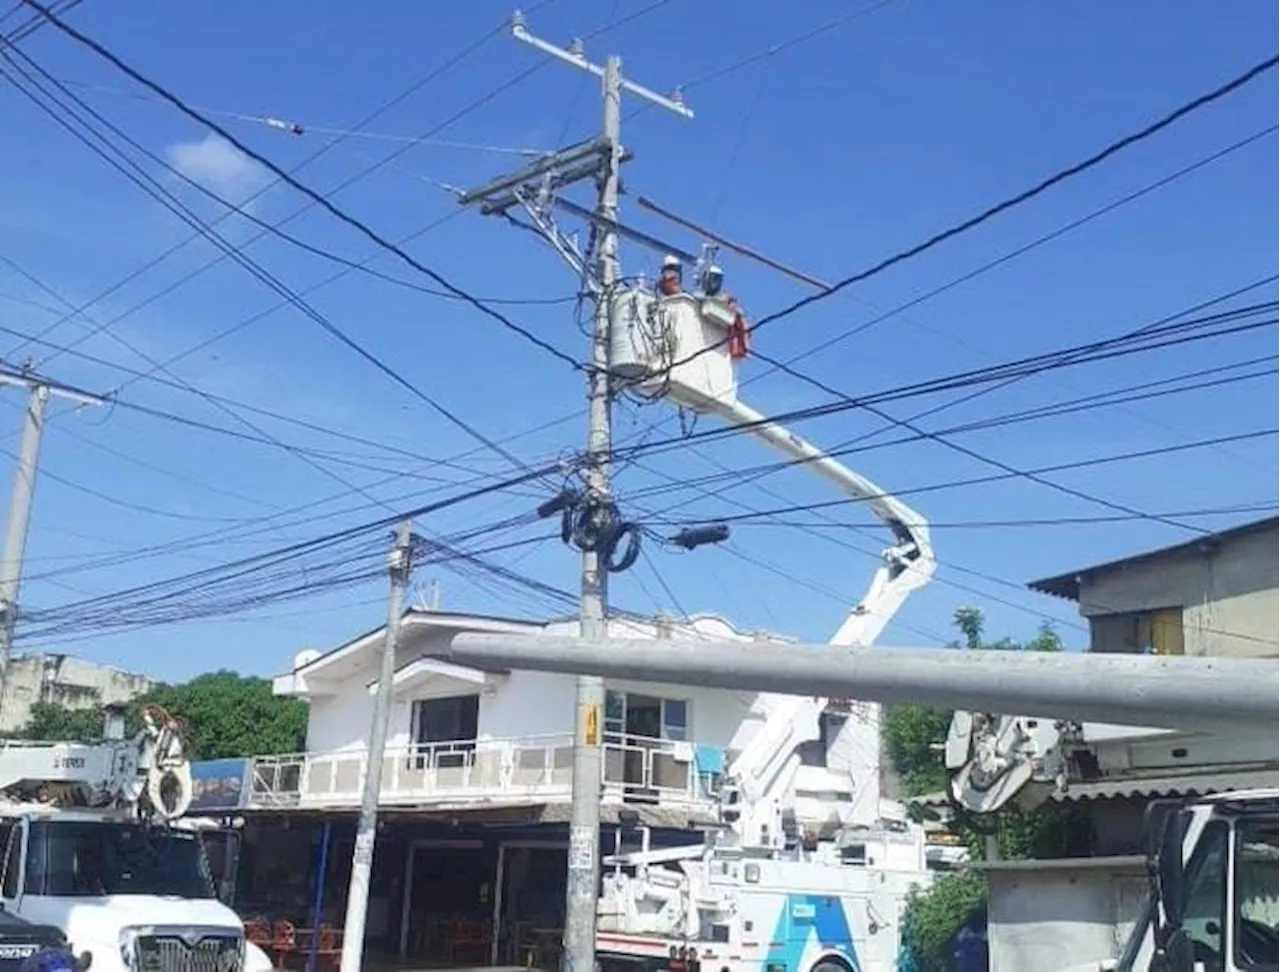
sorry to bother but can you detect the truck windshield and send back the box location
[1235,816,1279,968]
[23,820,214,899]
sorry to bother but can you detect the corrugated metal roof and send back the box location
[1049,768,1279,803]
[906,768,1278,810]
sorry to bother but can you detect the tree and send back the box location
[7,670,308,760]
[16,701,109,743]
[885,609,1086,971]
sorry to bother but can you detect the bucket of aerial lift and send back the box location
[609,288,739,411]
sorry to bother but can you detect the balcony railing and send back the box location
[249,733,715,811]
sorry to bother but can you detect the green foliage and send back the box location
[883,704,952,797]
[887,609,1080,970]
[141,671,308,760]
[7,670,308,760]
[16,701,109,743]
[899,872,987,972]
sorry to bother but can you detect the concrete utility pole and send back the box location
[448,632,1280,733]
[508,21,692,972]
[0,370,101,724]
[339,520,417,972]
[457,18,691,971]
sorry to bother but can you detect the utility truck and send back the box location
[0,706,270,972]
[449,284,1278,972]
[591,283,939,972]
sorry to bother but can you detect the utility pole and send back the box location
[339,520,417,972]
[458,17,691,972]
[0,369,102,726]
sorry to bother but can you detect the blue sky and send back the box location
[0,0,1276,683]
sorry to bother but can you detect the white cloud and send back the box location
[165,133,268,203]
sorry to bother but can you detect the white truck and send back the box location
[0,706,271,972]
[944,672,1277,971]
[592,287,940,972]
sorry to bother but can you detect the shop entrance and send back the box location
[495,845,567,968]
[399,840,497,964]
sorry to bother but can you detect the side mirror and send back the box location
[1156,809,1188,927]
[77,952,94,972]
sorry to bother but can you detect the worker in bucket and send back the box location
[699,264,751,360]
[657,254,683,296]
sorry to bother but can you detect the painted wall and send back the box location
[298,616,758,754]
[1079,523,1278,658]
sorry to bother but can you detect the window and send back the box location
[604,691,690,742]
[411,695,479,768]
[23,820,213,899]
[1180,820,1228,966]
[1091,608,1184,655]
[1234,816,1279,968]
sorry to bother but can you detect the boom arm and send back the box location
[694,394,936,837]
[608,287,936,840]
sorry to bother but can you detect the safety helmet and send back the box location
[706,264,723,278]
[662,255,681,269]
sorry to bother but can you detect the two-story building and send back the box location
[1027,514,1278,658]
[231,607,883,967]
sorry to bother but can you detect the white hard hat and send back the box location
[707,264,723,276]
[662,255,681,269]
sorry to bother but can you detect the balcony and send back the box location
[249,733,718,812]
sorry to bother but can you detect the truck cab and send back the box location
[0,808,271,972]
[1112,790,1278,972]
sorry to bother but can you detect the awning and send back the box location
[366,656,506,697]
[907,767,1278,810]
[1048,768,1279,803]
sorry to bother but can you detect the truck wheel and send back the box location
[811,960,853,972]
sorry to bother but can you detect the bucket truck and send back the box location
[0,706,272,972]
[588,287,940,972]
[451,286,1279,972]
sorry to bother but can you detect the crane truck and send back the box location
[0,706,272,972]
[457,287,1278,972]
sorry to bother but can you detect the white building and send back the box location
[250,608,882,830]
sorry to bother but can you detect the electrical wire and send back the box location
[637,429,1278,526]
[6,1,553,363]
[621,355,1277,506]
[650,55,1280,376]
[24,0,594,373]
[2,49,551,484]
[610,299,1278,462]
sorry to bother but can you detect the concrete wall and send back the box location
[986,858,1150,972]
[1080,523,1278,658]
[0,653,153,734]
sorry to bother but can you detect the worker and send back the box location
[698,264,751,359]
[658,255,683,296]
[952,904,989,972]
[700,264,724,298]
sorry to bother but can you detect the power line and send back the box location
[622,355,1277,506]
[653,54,1279,376]
[639,429,1278,525]
[729,506,1278,532]
[613,299,1278,462]
[6,1,550,362]
[25,0,591,372]
[1,51,553,483]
